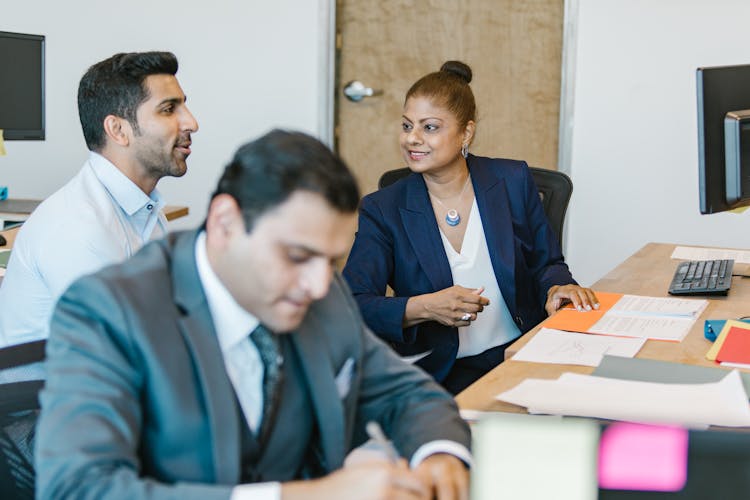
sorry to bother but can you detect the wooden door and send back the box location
[335,0,564,196]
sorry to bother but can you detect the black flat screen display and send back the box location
[0,31,45,140]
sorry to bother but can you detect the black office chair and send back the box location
[527,166,573,249]
[0,340,46,499]
[377,165,573,248]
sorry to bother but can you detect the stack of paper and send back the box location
[496,369,750,428]
[706,320,750,369]
[542,292,707,342]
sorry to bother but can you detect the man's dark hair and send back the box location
[78,51,178,151]
[213,130,361,231]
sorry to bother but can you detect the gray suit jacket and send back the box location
[35,230,470,499]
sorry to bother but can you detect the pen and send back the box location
[365,420,400,463]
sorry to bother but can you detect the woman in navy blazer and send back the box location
[343,61,598,394]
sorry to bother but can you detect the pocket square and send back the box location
[335,357,355,399]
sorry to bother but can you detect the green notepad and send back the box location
[0,249,10,268]
[472,414,598,500]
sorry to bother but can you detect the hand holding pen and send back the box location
[365,420,401,463]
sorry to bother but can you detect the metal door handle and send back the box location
[343,80,383,102]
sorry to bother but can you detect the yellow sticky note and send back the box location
[729,205,749,214]
[0,129,6,156]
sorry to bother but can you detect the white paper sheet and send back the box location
[496,370,750,428]
[611,295,707,318]
[671,246,750,264]
[583,295,707,341]
[511,328,645,367]
[589,315,695,342]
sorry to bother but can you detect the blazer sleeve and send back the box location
[518,164,577,307]
[35,276,234,500]
[343,196,411,343]
[353,323,471,460]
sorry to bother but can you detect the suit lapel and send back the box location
[171,231,241,484]
[290,312,346,470]
[470,157,517,313]
[401,175,453,291]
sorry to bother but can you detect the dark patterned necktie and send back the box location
[249,323,284,441]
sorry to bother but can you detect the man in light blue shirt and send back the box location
[0,51,199,376]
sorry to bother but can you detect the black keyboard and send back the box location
[668,259,734,296]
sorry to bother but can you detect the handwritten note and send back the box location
[511,328,645,367]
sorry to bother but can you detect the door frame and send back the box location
[558,0,580,176]
[318,0,336,149]
[319,0,580,174]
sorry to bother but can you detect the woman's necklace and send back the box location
[428,175,471,227]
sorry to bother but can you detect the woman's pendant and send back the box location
[445,209,461,226]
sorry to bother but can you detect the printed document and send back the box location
[542,292,707,342]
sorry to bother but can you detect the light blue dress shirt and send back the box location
[0,152,167,379]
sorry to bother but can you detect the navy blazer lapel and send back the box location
[469,157,517,313]
[171,231,241,484]
[401,175,453,291]
[290,314,346,470]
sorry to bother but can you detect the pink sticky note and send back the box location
[598,422,688,492]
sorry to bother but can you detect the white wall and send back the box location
[565,0,750,286]
[6,1,750,284]
[1,1,326,230]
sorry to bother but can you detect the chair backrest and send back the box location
[527,167,573,248]
[377,166,573,248]
[377,167,412,190]
[0,340,45,500]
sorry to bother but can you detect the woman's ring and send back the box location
[461,313,471,321]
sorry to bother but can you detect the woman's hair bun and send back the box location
[439,61,472,84]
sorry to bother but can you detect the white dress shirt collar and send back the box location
[194,231,259,354]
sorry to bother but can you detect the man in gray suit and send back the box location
[35,130,471,499]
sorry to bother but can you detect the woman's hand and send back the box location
[545,284,599,316]
[404,286,489,328]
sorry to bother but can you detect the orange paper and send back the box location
[541,291,623,332]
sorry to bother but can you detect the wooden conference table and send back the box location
[456,242,750,413]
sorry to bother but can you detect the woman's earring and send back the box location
[461,143,469,158]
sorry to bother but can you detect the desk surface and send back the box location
[455,242,750,413]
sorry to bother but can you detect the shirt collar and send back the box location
[194,231,259,354]
[88,151,164,216]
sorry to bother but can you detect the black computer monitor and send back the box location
[0,31,45,140]
[696,64,750,214]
